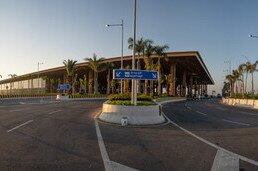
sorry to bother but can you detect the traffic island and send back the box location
[99,101,165,125]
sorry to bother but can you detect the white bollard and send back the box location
[121,117,128,126]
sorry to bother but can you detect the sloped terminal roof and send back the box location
[0,51,214,85]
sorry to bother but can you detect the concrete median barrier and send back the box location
[99,102,165,125]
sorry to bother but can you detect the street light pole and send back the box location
[37,62,43,94]
[224,60,231,75]
[131,0,137,105]
[105,19,124,94]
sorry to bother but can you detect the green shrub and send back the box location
[108,93,131,101]
[108,93,153,101]
[107,100,156,106]
[137,94,152,101]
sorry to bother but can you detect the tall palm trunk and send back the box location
[124,80,129,93]
[150,80,153,96]
[230,83,234,96]
[94,71,98,94]
[245,73,248,93]
[88,71,93,95]
[158,57,161,96]
[68,75,72,94]
[144,80,148,94]
[137,53,141,93]
[235,81,238,94]
[107,69,110,94]
[251,72,254,95]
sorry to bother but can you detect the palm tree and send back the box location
[226,74,236,96]
[242,62,251,93]
[128,38,153,93]
[84,53,106,94]
[128,37,153,69]
[72,73,79,94]
[144,43,156,95]
[238,64,245,95]
[222,81,230,97]
[249,61,258,94]
[63,59,77,94]
[79,75,87,94]
[232,70,240,94]
[154,45,169,96]
[106,62,114,94]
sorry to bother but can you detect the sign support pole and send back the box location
[131,0,137,105]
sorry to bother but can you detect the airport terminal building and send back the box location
[0,51,214,97]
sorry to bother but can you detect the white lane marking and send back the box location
[211,149,239,171]
[216,107,227,111]
[48,110,62,115]
[187,106,191,110]
[162,113,258,166]
[7,120,33,132]
[222,119,250,126]
[239,111,258,116]
[94,119,138,171]
[195,111,207,116]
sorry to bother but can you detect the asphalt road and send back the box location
[0,100,106,170]
[163,99,258,170]
[0,98,258,170]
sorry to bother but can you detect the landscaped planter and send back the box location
[222,98,258,109]
[99,102,165,125]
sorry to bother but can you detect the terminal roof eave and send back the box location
[0,51,214,85]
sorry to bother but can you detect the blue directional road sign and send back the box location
[113,69,158,80]
[58,84,71,91]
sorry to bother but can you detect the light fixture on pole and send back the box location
[105,19,124,94]
[37,62,43,94]
[249,34,258,38]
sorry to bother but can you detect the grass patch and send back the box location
[106,100,156,106]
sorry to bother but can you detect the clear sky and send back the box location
[0,0,258,94]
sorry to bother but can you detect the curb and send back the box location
[96,110,170,128]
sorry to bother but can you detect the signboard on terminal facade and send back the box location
[113,69,158,80]
[57,84,71,91]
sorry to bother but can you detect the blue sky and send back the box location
[0,0,258,93]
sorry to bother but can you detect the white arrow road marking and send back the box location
[7,120,33,132]
[94,119,138,171]
[211,149,239,171]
